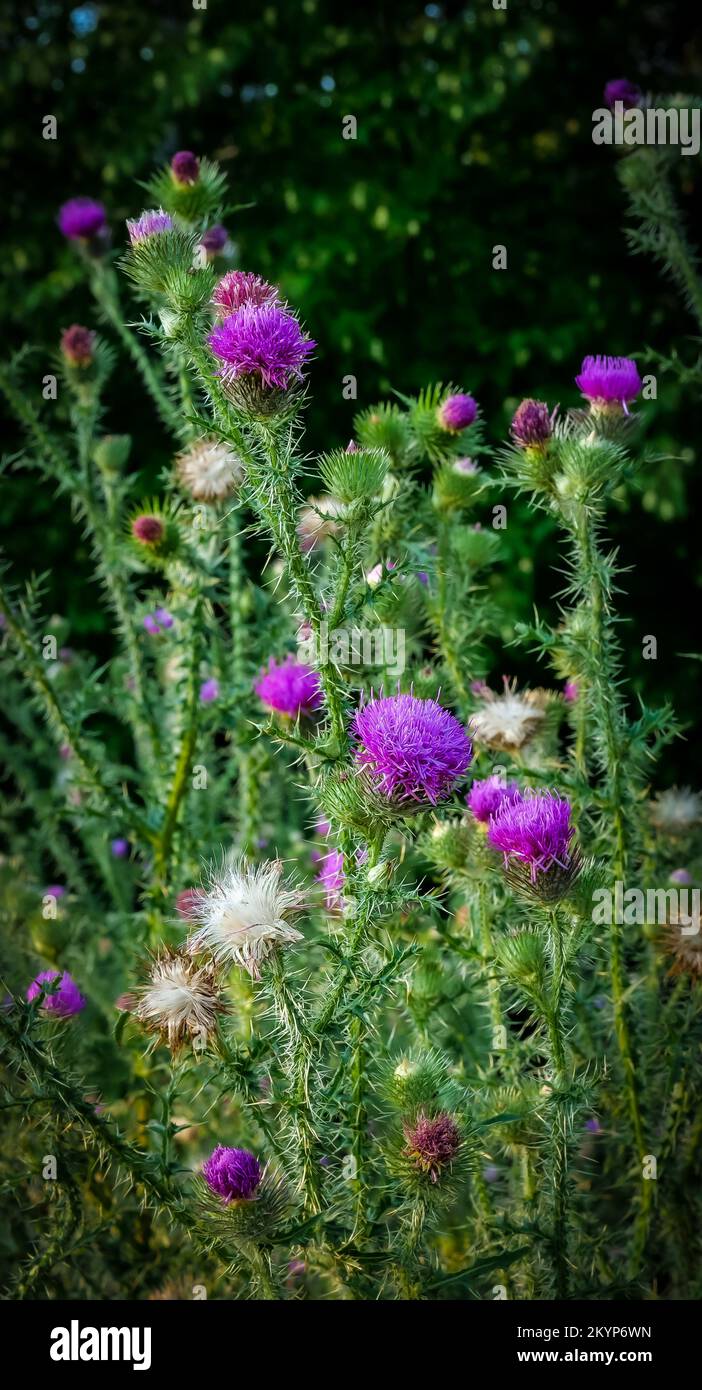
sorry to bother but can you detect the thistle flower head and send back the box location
[575,355,642,411]
[487,788,574,882]
[604,78,642,110]
[208,303,315,390]
[26,970,86,1018]
[510,398,554,449]
[297,495,344,551]
[466,774,521,824]
[200,224,228,254]
[664,913,702,980]
[126,208,174,245]
[111,837,129,858]
[564,679,579,704]
[187,857,305,976]
[132,514,165,546]
[437,392,477,432]
[254,655,322,718]
[134,948,225,1051]
[650,786,702,835]
[211,270,279,318]
[175,887,204,920]
[58,197,106,240]
[60,324,96,367]
[170,150,200,185]
[199,678,219,703]
[202,1145,262,1202]
[470,679,550,751]
[315,848,345,910]
[403,1111,461,1182]
[175,437,244,502]
[352,692,472,806]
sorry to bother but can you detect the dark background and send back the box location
[1,0,700,777]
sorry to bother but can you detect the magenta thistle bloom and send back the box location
[403,1111,461,1182]
[132,514,164,545]
[511,398,554,449]
[58,197,106,240]
[170,150,200,185]
[60,324,95,367]
[466,774,520,824]
[27,970,86,1018]
[202,1145,262,1203]
[487,789,574,881]
[315,849,345,909]
[670,868,692,886]
[44,884,67,899]
[254,656,322,718]
[199,678,219,704]
[208,303,316,390]
[604,78,642,110]
[575,355,642,411]
[200,224,229,254]
[353,693,472,805]
[111,837,129,858]
[126,209,174,245]
[211,270,279,318]
[564,679,579,704]
[437,393,478,432]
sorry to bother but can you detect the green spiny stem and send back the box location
[350,1014,368,1243]
[395,1201,427,1300]
[90,264,182,435]
[267,956,323,1214]
[569,503,650,1269]
[545,909,570,1298]
[0,585,157,848]
[622,155,702,332]
[476,879,505,1057]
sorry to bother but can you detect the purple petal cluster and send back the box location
[315,849,346,909]
[60,324,95,367]
[212,270,280,318]
[487,789,574,881]
[466,774,520,824]
[127,209,174,245]
[208,304,315,390]
[171,150,200,185]
[254,656,322,718]
[510,398,553,449]
[437,392,478,432]
[58,198,106,240]
[26,970,86,1018]
[202,1145,262,1202]
[604,78,642,110]
[575,355,642,410]
[404,1111,461,1182]
[200,224,228,253]
[353,693,472,805]
[143,607,173,635]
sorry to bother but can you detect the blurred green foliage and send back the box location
[2,0,701,774]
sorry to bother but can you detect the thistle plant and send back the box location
[1,148,700,1304]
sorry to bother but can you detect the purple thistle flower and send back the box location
[452,456,479,474]
[487,789,575,882]
[585,1116,603,1134]
[127,209,174,245]
[211,270,280,318]
[60,324,95,367]
[254,656,322,718]
[58,197,106,240]
[403,1111,461,1182]
[170,150,200,185]
[202,1145,262,1202]
[564,679,579,704]
[466,774,520,824]
[353,692,472,806]
[510,398,554,449]
[143,614,160,635]
[199,678,219,704]
[132,514,164,546]
[208,303,315,390]
[200,224,229,254]
[154,606,174,628]
[437,393,478,432]
[604,78,642,110]
[27,970,86,1018]
[315,849,346,909]
[575,355,642,411]
[111,838,129,859]
[44,884,67,899]
[670,868,692,886]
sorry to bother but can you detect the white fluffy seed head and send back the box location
[175,438,244,502]
[187,856,305,977]
[135,949,225,1051]
[650,787,702,834]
